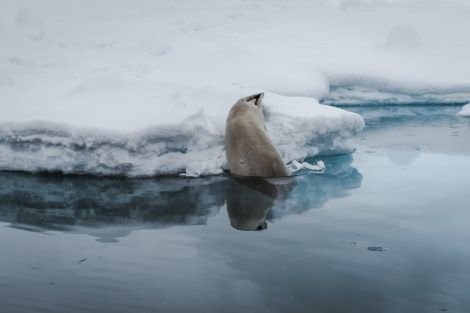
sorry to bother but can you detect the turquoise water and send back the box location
[1,105,469,313]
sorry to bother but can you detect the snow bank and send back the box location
[1,0,469,176]
[264,93,363,161]
[458,103,470,116]
[0,92,363,176]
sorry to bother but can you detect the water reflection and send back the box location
[226,177,296,231]
[387,148,421,165]
[0,173,227,234]
[0,154,362,236]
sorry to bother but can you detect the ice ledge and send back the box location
[321,76,470,105]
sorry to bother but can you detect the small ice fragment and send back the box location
[288,160,303,172]
[367,246,385,252]
[457,103,470,116]
[287,160,325,175]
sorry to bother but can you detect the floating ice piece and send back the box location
[457,103,470,116]
[287,160,326,175]
[367,246,386,252]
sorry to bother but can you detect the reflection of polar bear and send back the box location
[225,93,289,177]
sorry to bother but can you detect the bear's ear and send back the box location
[246,93,264,106]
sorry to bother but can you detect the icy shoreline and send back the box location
[1,0,469,176]
[0,92,364,177]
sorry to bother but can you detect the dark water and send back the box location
[1,105,469,313]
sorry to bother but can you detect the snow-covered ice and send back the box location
[0,93,363,176]
[287,160,326,175]
[1,0,469,176]
[458,103,470,117]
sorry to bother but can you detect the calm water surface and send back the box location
[1,105,469,313]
